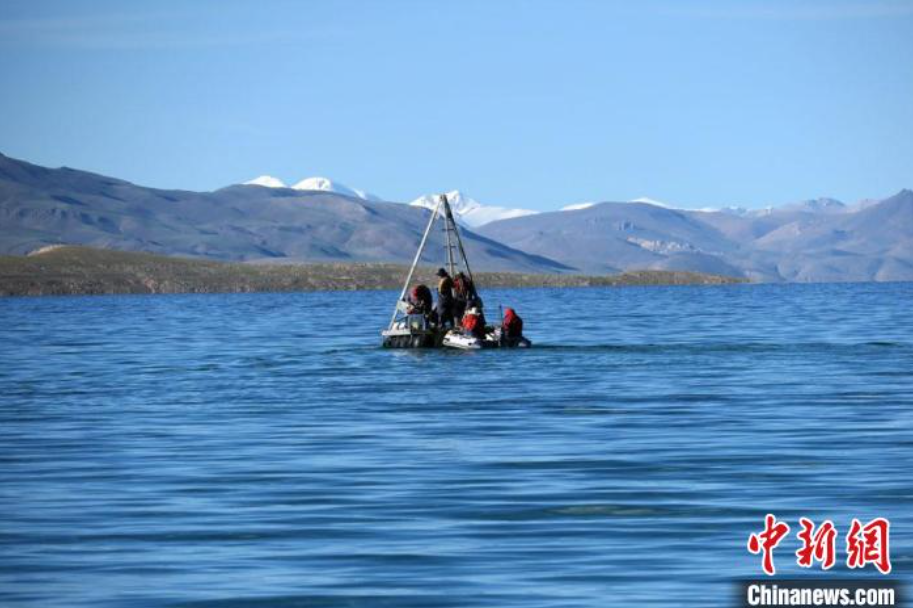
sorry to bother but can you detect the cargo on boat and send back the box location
[381,194,531,350]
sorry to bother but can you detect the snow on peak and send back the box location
[291,177,381,201]
[410,190,480,214]
[409,190,537,227]
[244,175,287,188]
[561,202,596,211]
[629,197,673,208]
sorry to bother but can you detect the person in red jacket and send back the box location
[407,284,433,315]
[405,284,436,327]
[502,307,523,339]
[460,306,486,339]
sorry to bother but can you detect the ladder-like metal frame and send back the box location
[387,193,475,330]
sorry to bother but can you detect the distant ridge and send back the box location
[479,191,913,282]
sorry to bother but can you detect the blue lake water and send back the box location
[1,283,912,607]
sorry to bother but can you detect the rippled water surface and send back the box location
[2,283,912,607]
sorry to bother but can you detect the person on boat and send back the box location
[435,268,455,327]
[452,271,477,320]
[406,284,435,323]
[502,307,523,339]
[460,306,486,339]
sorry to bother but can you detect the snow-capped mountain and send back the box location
[292,177,382,202]
[242,174,382,201]
[244,175,286,188]
[630,197,673,208]
[409,190,537,227]
[561,202,596,211]
[240,174,864,224]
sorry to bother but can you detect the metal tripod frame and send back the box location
[387,193,475,330]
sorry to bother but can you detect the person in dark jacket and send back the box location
[502,307,523,339]
[435,268,455,327]
[452,271,477,321]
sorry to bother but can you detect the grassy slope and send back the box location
[0,246,747,297]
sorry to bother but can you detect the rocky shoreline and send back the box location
[0,246,747,297]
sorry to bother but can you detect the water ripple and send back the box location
[1,283,912,607]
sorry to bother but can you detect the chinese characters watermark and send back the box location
[747,515,891,576]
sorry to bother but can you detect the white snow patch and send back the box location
[629,197,673,208]
[244,175,287,188]
[409,190,537,227]
[561,202,596,211]
[292,177,382,201]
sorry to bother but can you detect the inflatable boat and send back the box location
[382,322,532,350]
[441,327,532,350]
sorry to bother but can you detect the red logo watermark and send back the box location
[796,517,837,570]
[747,515,891,576]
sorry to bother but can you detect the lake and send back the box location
[1,282,911,607]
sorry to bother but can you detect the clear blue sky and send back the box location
[1,0,911,210]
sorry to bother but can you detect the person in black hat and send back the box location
[435,268,455,328]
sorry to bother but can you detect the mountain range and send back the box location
[479,192,913,281]
[243,175,534,227]
[1,152,910,281]
[0,153,566,273]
